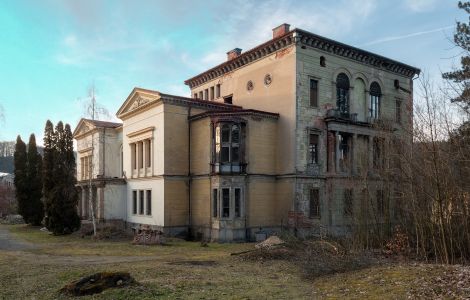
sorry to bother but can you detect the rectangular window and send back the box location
[216,84,221,98]
[146,140,151,168]
[396,100,402,124]
[132,191,137,214]
[132,144,137,170]
[210,86,215,100]
[310,79,318,107]
[234,188,241,218]
[146,190,152,215]
[309,134,318,164]
[204,89,209,100]
[199,91,203,99]
[309,189,320,218]
[222,188,230,218]
[377,190,384,217]
[139,190,144,215]
[339,133,350,172]
[212,189,218,217]
[343,189,353,216]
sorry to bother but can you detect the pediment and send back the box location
[73,119,95,138]
[116,88,161,119]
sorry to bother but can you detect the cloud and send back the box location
[362,25,454,46]
[403,0,438,12]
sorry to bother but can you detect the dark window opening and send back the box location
[309,189,320,218]
[320,56,326,67]
[336,73,350,116]
[223,95,232,104]
[234,188,241,218]
[339,133,351,172]
[210,86,215,100]
[204,89,209,100]
[310,79,318,107]
[146,190,152,215]
[216,84,221,98]
[139,190,144,215]
[343,189,353,216]
[309,134,318,164]
[222,188,230,218]
[132,191,137,214]
[212,189,218,217]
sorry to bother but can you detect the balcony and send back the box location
[326,109,358,122]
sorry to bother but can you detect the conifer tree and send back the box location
[43,120,55,228]
[14,136,28,222]
[62,124,80,231]
[27,134,44,226]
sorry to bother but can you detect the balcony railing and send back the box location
[211,162,247,175]
[326,109,358,122]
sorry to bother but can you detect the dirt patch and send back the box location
[167,260,218,267]
[60,272,135,296]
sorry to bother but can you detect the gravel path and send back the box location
[0,227,36,251]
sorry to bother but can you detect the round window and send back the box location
[246,80,254,91]
[264,74,272,86]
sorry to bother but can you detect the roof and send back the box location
[116,87,242,119]
[184,27,421,89]
[81,119,122,128]
[189,109,279,121]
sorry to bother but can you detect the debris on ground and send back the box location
[408,264,470,299]
[0,214,24,225]
[255,235,285,250]
[60,272,135,296]
[132,225,165,245]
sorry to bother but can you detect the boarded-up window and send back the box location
[309,189,320,218]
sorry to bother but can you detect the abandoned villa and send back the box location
[73,24,420,242]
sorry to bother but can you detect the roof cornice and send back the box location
[189,109,280,122]
[184,28,420,89]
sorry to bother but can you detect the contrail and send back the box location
[362,25,454,46]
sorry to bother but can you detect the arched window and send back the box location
[336,73,350,115]
[369,82,381,119]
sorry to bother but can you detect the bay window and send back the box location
[213,122,245,174]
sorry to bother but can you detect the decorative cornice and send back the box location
[188,109,280,122]
[184,31,295,89]
[295,29,420,78]
[184,28,420,89]
[127,126,155,138]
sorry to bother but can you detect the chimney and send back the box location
[272,23,290,39]
[227,48,242,61]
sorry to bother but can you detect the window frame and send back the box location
[308,133,319,164]
[132,190,137,215]
[309,78,319,107]
[139,190,144,215]
[221,188,230,218]
[336,73,350,116]
[369,82,382,120]
[146,190,152,216]
[234,188,242,218]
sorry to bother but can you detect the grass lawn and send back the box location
[0,224,463,299]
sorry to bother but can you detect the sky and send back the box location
[0,0,465,143]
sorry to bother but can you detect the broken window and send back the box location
[212,189,218,217]
[132,191,137,214]
[339,133,350,172]
[223,95,232,104]
[309,189,320,218]
[336,73,350,116]
[146,190,152,216]
[234,188,241,218]
[310,79,318,107]
[213,122,244,174]
[343,189,353,216]
[369,82,381,119]
[376,190,384,217]
[222,188,230,218]
[309,134,318,164]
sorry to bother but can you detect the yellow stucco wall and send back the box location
[164,179,189,227]
[190,177,211,227]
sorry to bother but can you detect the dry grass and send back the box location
[1,225,468,299]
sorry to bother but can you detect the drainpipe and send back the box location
[188,105,192,239]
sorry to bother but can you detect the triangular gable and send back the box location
[72,118,95,138]
[116,88,161,119]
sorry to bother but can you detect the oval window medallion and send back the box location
[246,80,254,91]
[264,74,272,86]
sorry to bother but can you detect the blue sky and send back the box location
[0,0,464,143]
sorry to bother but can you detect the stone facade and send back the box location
[73,24,419,241]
